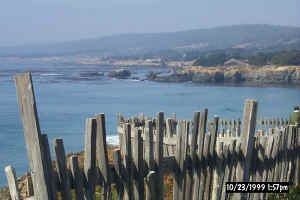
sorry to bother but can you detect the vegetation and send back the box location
[192,50,300,67]
[193,52,227,66]
[248,51,300,66]
[268,184,300,200]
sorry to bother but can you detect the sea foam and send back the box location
[40,73,64,76]
[106,135,119,146]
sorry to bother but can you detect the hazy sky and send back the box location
[1,0,300,46]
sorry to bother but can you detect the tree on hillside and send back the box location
[193,52,226,66]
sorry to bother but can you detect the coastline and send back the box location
[1,56,300,88]
[148,65,300,87]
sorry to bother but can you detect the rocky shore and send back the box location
[108,69,131,79]
[147,65,300,86]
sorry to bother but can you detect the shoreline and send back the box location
[148,65,300,88]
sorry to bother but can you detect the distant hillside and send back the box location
[193,50,300,67]
[1,24,300,57]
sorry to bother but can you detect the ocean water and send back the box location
[0,62,299,188]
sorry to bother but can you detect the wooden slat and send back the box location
[84,118,97,200]
[231,120,236,137]
[294,128,300,184]
[278,129,285,182]
[234,99,258,200]
[271,130,281,182]
[220,144,230,200]
[70,156,85,200]
[264,135,274,200]
[41,134,57,200]
[118,125,125,157]
[253,136,267,200]
[182,121,189,199]
[265,135,274,182]
[133,128,144,200]
[286,126,294,182]
[173,120,185,200]
[275,129,283,181]
[53,138,72,200]
[112,149,124,200]
[5,165,20,200]
[186,112,200,200]
[211,142,224,200]
[225,140,237,200]
[192,109,208,200]
[15,73,53,200]
[205,116,219,200]
[123,123,133,200]
[199,133,211,200]
[145,120,154,172]
[279,128,288,182]
[282,127,290,181]
[166,118,172,138]
[155,112,164,200]
[95,113,111,200]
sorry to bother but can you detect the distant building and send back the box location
[224,58,248,66]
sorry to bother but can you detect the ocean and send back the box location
[0,61,299,188]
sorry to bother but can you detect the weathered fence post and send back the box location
[95,113,112,200]
[41,134,57,200]
[199,133,211,200]
[113,149,124,200]
[211,142,224,200]
[84,118,97,200]
[193,108,208,200]
[5,166,20,200]
[123,123,133,200]
[145,120,155,177]
[186,112,200,200]
[234,99,258,200]
[53,138,72,200]
[133,128,144,200]
[173,120,188,200]
[264,135,274,200]
[155,112,164,200]
[294,128,300,184]
[221,144,232,200]
[15,73,56,200]
[70,156,85,200]
[204,116,219,200]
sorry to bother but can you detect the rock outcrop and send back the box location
[108,69,131,79]
[147,66,300,86]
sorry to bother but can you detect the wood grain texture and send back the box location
[15,73,52,200]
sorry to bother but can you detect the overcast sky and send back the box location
[1,0,300,46]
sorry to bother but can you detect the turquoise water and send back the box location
[0,62,299,188]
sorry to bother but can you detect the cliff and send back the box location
[149,66,300,86]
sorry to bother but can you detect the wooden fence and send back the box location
[5,72,300,200]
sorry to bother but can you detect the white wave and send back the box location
[106,135,119,145]
[40,73,64,76]
[129,79,140,82]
